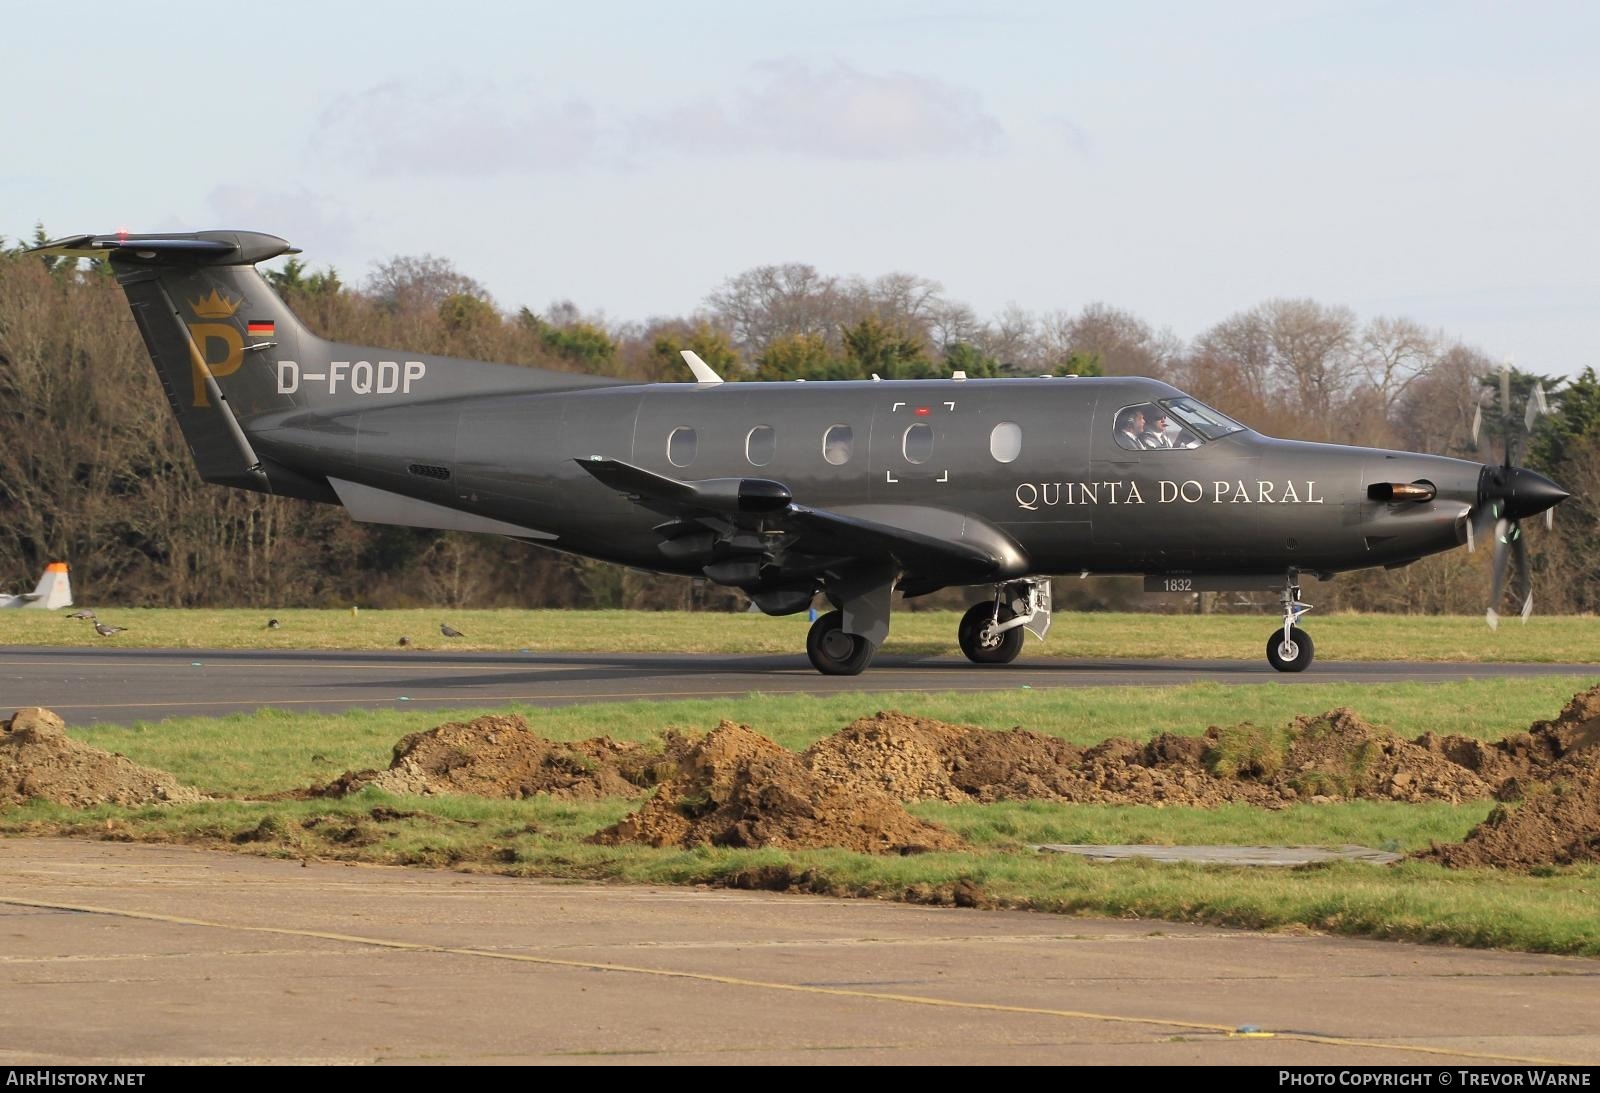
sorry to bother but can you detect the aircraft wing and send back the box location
[575,457,1026,590]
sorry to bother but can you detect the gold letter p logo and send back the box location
[187,322,244,407]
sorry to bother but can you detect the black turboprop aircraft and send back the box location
[32,231,1570,675]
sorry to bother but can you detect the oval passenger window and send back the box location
[823,424,852,466]
[746,425,775,467]
[667,426,697,468]
[990,421,1022,463]
[903,422,934,464]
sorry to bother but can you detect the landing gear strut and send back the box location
[958,579,1051,665]
[1267,573,1314,673]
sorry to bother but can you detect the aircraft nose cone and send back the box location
[1492,466,1570,521]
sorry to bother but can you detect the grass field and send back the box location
[6,678,1599,955]
[3,607,1598,661]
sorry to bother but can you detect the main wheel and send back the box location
[1266,628,1314,673]
[958,602,1024,664]
[806,610,875,676]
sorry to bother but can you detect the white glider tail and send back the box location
[0,563,73,610]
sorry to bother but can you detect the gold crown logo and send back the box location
[189,288,242,319]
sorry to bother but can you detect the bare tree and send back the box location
[1050,302,1180,378]
[1358,316,1436,417]
[706,263,841,356]
[366,254,492,313]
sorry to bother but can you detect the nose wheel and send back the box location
[1266,628,1314,672]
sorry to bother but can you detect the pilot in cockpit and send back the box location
[1115,407,1146,451]
[1141,408,1174,449]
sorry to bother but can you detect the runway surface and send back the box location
[1,646,1597,724]
[3,838,1596,1065]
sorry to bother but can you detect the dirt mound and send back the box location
[0,708,203,809]
[1413,686,1600,796]
[1277,709,1492,803]
[801,708,1489,810]
[314,714,680,800]
[801,711,970,802]
[592,720,963,854]
[1419,686,1600,870]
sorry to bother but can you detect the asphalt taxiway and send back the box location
[1,646,1597,724]
[2,838,1596,1065]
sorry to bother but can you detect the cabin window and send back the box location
[989,422,1022,463]
[823,424,853,466]
[903,422,934,464]
[746,425,775,467]
[667,426,697,467]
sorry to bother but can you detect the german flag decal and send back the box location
[247,320,275,337]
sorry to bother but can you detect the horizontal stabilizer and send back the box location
[28,231,297,266]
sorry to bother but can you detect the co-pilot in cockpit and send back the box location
[1113,396,1245,452]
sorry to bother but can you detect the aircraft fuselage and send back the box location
[250,375,1480,580]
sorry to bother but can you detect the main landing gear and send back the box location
[807,610,876,675]
[958,579,1052,665]
[803,574,1052,675]
[1268,573,1314,673]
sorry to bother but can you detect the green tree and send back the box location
[1052,351,1104,377]
[942,341,1004,378]
[649,321,740,381]
[1529,368,1600,472]
[438,292,499,333]
[840,316,932,379]
[517,307,616,367]
[753,332,837,380]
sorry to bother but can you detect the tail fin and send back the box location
[23,563,72,610]
[30,231,623,503]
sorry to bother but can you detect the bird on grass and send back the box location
[66,609,96,620]
[265,618,281,630]
[94,622,127,637]
[440,623,464,638]
[397,635,412,647]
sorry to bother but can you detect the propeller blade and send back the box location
[1471,402,1483,447]
[1545,507,1554,531]
[1488,517,1511,620]
[1486,607,1499,631]
[1524,383,1547,431]
[1513,528,1532,623]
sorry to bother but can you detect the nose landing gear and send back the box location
[1267,573,1314,672]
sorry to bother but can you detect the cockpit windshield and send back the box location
[1159,397,1246,442]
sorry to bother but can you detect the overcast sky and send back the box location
[5,1,1596,376]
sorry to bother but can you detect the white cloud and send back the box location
[639,59,1006,160]
[312,81,619,175]
[314,61,1007,176]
